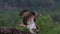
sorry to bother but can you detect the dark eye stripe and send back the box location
[30,11,35,15]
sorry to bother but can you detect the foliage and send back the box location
[16,15,60,34]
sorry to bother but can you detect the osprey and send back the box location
[19,10,40,34]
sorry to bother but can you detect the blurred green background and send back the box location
[0,0,60,34]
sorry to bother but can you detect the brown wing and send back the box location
[23,17,28,26]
